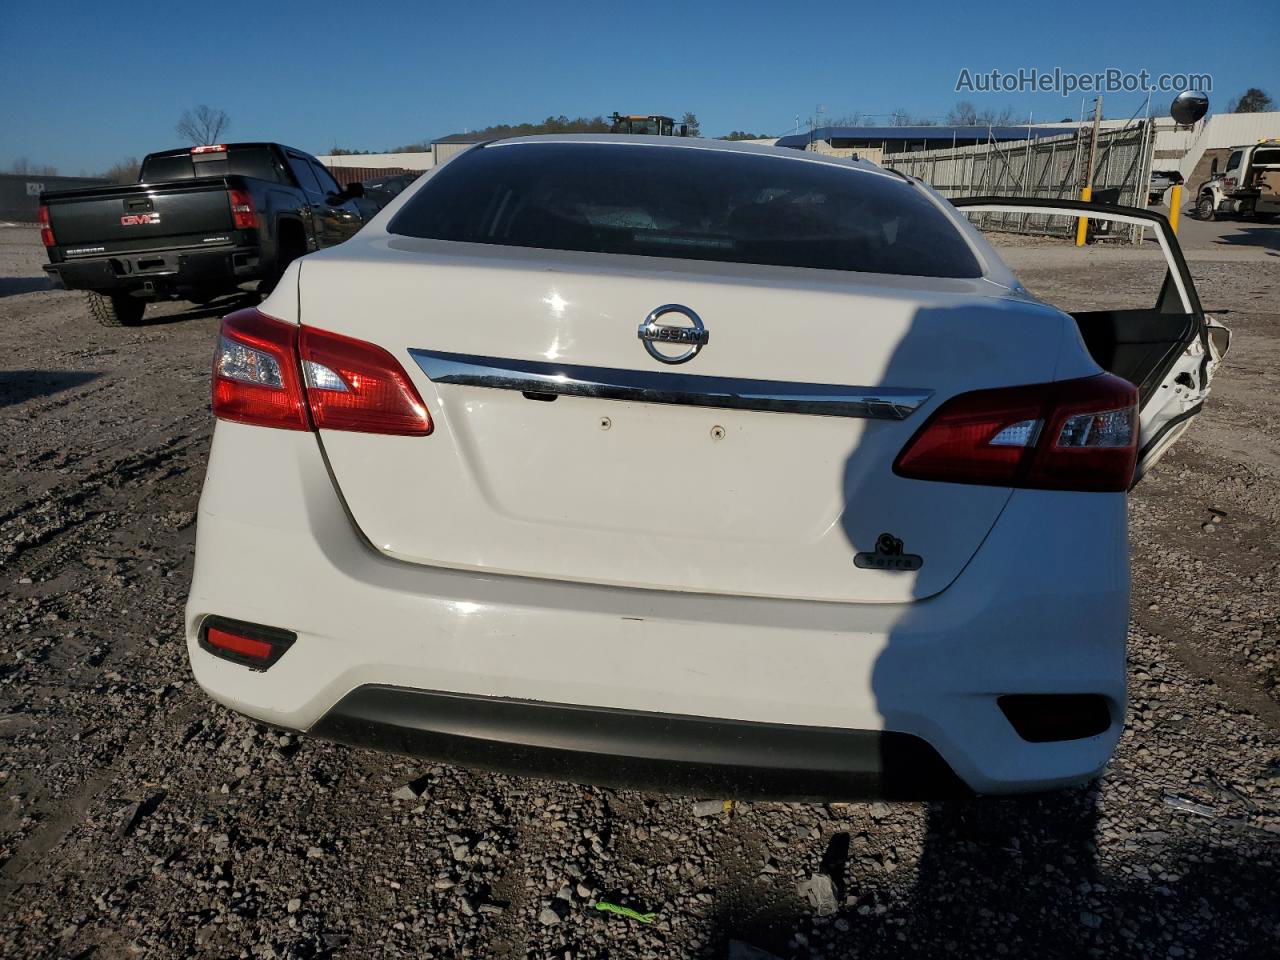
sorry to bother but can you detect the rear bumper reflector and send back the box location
[198,616,296,670]
[308,684,970,800]
[998,694,1112,743]
[409,349,932,421]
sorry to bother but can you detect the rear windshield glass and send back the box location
[140,146,282,184]
[389,143,981,278]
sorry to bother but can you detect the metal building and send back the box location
[1,173,110,222]
[774,125,1078,159]
[431,133,489,166]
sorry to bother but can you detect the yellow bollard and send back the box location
[1168,184,1183,234]
[1075,186,1092,246]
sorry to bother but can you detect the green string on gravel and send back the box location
[594,901,656,923]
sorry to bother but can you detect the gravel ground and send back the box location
[1,224,1277,959]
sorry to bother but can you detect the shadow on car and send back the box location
[698,302,1269,960]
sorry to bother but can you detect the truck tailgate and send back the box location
[47,179,234,250]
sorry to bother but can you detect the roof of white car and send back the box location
[483,134,898,179]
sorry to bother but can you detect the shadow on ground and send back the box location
[705,788,1277,959]
[123,292,262,328]
[1212,226,1280,252]
[0,369,100,407]
[0,277,53,298]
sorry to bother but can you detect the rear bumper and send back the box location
[313,685,967,800]
[186,422,1130,797]
[44,245,263,294]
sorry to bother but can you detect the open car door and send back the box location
[952,197,1230,483]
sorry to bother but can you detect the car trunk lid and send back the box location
[301,239,1074,603]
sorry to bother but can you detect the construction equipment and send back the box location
[609,114,688,137]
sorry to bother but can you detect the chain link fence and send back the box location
[881,122,1156,242]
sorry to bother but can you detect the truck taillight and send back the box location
[212,309,432,436]
[192,144,228,154]
[228,188,258,230]
[38,204,55,247]
[894,374,1138,492]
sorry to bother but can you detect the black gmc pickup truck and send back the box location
[39,143,366,326]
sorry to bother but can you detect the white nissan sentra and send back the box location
[186,136,1228,798]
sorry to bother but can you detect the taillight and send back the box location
[894,374,1138,492]
[228,188,257,230]
[212,309,432,436]
[212,308,310,430]
[38,204,55,246]
[192,144,228,154]
[299,325,433,435]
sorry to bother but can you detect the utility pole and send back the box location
[1076,96,1103,246]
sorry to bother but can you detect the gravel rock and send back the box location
[797,873,838,917]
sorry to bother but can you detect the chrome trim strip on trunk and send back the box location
[409,350,932,420]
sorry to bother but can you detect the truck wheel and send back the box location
[86,292,146,327]
[1196,196,1217,221]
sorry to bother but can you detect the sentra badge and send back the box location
[854,533,923,571]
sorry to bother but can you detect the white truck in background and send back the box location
[1195,139,1280,222]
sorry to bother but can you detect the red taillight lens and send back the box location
[894,374,1138,492]
[298,325,433,436]
[228,188,257,230]
[199,616,296,670]
[38,204,55,246]
[211,309,432,436]
[212,308,310,430]
[206,626,273,661]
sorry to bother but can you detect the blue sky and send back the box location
[3,0,1274,175]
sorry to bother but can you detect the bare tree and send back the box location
[100,157,140,183]
[176,105,231,145]
[947,101,978,125]
[975,105,1017,126]
[9,157,58,175]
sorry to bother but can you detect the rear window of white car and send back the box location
[389,143,982,278]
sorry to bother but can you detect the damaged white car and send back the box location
[185,136,1227,798]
